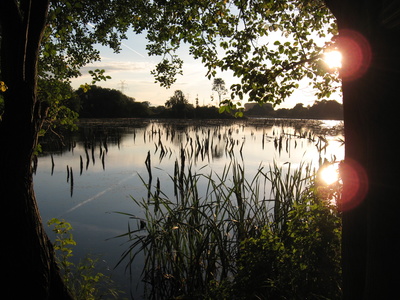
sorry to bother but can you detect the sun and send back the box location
[319,164,339,185]
[323,50,342,69]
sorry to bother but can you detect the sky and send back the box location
[70,32,342,109]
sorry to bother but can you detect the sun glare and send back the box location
[324,50,342,69]
[320,164,339,185]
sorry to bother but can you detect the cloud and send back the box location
[79,60,155,74]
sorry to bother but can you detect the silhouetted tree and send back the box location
[78,85,149,118]
[289,103,308,119]
[165,90,193,118]
[244,100,343,120]
[308,100,343,120]
[245,103,275,117]
[212,78,227,106]
[0,2,146,296]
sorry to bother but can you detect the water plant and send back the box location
[117,152,341,299]
[48,218,124,300]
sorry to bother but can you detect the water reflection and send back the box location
[34,118,344,298]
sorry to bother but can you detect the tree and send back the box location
[165,90,193,118]
[135,1,400,298]
[2,0,399,298]
[323,2,400,299]
[77,85,149,118]
[212,77,227,106]
[0,1,145,298]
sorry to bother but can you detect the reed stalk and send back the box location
[116,149,325,299]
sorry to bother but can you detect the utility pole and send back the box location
[119,80,127,93]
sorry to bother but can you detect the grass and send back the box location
[116,150,341,299]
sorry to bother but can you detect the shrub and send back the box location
[48,218,124,300]
[234,189,341,299]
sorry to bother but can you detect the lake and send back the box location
[34,118,344,298]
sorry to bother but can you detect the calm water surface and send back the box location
[34,118,344,298]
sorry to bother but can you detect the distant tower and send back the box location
[119,80,127,93]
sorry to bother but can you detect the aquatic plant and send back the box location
[117,152,341,299]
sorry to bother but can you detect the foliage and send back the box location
[234,189,341,299]
[1,0,150,132]
[74,86,240,119]
[165,90,189,108]
[39,1,146,83]
[38,79,79,134]
[164,90,193,118]
[118,153,341,299]
[77,85,150,118]
[212,78,228,105]
[47,218,123,300]
[219,99,244,118]
[139,0,339,105]
[245,100,343,120]
[0,81,7,92]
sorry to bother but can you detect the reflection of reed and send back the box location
[80,155,83,175]
[145,151,152,201]
[36,119,342,199]
[51,154,55,175]
[101,151,105,170]
[66,165,73,197]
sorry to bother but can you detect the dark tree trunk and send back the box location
[325,0,400,298]
[0,1,72,298]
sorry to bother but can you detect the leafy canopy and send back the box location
[17,0,147,131]
[140,0,339,106]
[2,0,338,121]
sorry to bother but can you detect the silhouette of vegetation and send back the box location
[73,86,342,120]
[119,157,341,299]
[77,85,150,118]
[212,78,227,106]
[164,90,192,118]
[2,0,398,298]
[74,87,238,119]
[245,100,343,120]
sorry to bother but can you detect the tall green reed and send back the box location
[116,150,321,299]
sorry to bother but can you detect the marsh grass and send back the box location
[115,146,342,299]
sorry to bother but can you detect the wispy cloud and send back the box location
[79,60,154,74]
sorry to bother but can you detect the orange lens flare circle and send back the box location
[339,159,369,211]
[337,29,372,81]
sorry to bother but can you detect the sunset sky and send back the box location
[70,32,342,109]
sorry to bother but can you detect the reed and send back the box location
[116,149,336,299]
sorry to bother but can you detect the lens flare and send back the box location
[339,159,369,211]
[336,29,372,80]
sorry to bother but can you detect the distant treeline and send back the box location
[70,86,343,120]
[75,86,235,119]
[244,101,343,120]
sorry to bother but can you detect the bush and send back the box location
[234,189,341,299]
[48,218,124,300]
